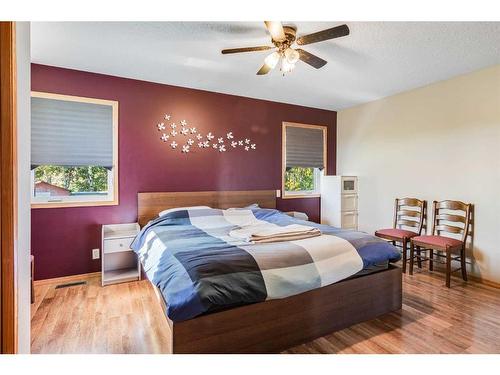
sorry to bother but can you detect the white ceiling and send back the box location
[31,22,500,111]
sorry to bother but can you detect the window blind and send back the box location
[31,96,113,169]
[285,126,325,169]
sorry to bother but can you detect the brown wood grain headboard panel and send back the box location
[137,190,277,227]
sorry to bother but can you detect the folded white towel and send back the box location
[249,231,321,243]
[229,224,321,243]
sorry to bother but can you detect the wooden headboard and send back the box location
[137,190,277,227]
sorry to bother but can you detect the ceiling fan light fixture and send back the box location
[281,57,295,74]
[222,22,349,75]
[264,51,280,69]
[284,48,300,64]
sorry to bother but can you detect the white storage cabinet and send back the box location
[320,176,358,230]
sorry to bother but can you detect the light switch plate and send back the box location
[92,248,100,260]
[276,189,281,198]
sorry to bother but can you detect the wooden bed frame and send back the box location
[137,190,403,353]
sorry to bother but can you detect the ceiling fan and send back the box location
[221,21,350,75]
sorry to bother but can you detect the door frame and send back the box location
[0,21,18,354]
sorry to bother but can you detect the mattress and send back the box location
[350,260,390,278]
[132,207,401,322]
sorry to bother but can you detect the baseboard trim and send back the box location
[34,268,500,289]
[468,275,500,289]
[411,262,500,289]
[34,271,101,286]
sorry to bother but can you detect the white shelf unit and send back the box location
[320,176,358,230]
[101,223,141,286]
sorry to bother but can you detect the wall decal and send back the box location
[155,113,257,154]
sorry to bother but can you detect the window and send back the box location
[282,122,327,198]
[30,92,118,208]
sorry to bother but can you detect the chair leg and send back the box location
[409,241,415,275]
[417,246,422,269]
[402,238,407,274]
[446,248,452,288]
[429,249,434,272]
[461,246,468,282]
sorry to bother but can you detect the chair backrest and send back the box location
[431,200,472,244]
[393,198,427,235]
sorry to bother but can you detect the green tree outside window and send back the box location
[284,167,315,191]
[34,165,108,194]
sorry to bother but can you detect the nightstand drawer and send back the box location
[103,237,134,254]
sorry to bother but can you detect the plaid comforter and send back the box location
[131,207,400,322]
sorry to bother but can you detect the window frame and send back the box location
[281,122,327,199]
[30,91,119,209]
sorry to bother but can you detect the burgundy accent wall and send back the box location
[31,64,337,280]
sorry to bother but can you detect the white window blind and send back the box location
[285,126,325,169]
[31,96,113,169]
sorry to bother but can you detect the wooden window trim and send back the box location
[281,122,327,199]
[30,91,119,209]
[1,21,18,354]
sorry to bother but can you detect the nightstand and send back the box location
[101,223,141,286]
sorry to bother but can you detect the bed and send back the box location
[134,190,402,353]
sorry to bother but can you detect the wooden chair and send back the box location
[375,198,427,273]
[409,200,472,287]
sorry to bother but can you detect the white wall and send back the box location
[337,64,500,283]
[16,21,31,354]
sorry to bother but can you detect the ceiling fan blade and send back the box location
[221,46,273,54]
[256,63,272,75]
[264,21,286,42]
[296,49,327,69]
[296,24,350,46]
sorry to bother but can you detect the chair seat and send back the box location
[412,235,463,249]
[375,228,418,240]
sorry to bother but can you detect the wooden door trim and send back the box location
[0,21,18,354]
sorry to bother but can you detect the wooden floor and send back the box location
[31,268,500,354]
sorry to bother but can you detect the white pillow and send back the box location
[159,206,210,217]
[244,203,260,209]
